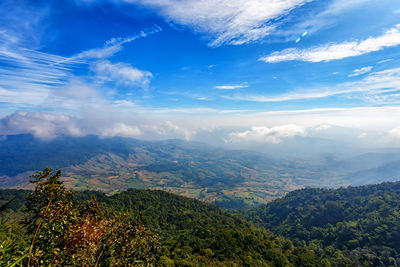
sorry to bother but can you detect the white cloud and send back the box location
[226,90,338,102]
[241,107,400,132]
[388,126,400,140]
[260,24,400,63]
[91,60,153,86]
[147,121,195,141]
[74,27,161,60]
[358,132,368,138]
[75,45,122,60]
[98,120,196,141]
[126,0,312,46]
[215,84,248,90]
[0,86,49,105]
[0,45,75,99]
[377,59,393,64]
[348,66,373,77]
[101,123,141,138]
[113,100,137,108]
[0,22,159,114]
[57,79,101,101]
[227,67,400,103]
[0,0,49,49]
[0,110,196,141]
[227,124,305,144]
[315,124,331,131]
[3,106,400,148]
[0,111,84,139]
[275,0,373,40]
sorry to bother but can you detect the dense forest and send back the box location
[0,168,328,266]
[247,182,400,266]
[2,167,400,266]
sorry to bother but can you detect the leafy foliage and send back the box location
[77,189,329,266]
[247,181,400,266]
[23,168,159,266]
[0,204,27,266]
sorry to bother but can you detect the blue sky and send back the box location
[1,0,400,148]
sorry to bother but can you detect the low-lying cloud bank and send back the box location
[0,111,84,139]
[227,125,306,144]
[1,110,400,153]
[0,111,193,141]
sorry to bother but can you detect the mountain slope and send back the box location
[0,188,329,266]
[0,134,344,207]
[344,161,400,185]
[247,181,400,266]
[2,134,400,208]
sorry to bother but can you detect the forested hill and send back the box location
[3,175,400,266]
[0,187,328,266]
[246,181,400,266]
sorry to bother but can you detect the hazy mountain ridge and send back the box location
[1,134,399,207]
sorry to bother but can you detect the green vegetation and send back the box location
[0,168,328,266]
[3,165,400,266]
[0,199,28,266]
[247,182,400,266]
[4,168,159,266]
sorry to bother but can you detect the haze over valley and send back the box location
[1,134,400,209]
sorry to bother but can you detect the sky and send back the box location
[1,0,400,150]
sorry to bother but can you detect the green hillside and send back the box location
[247,181,400,266]
[3,168,400,266]
[0,170,328,266]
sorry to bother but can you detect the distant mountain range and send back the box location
[1,134,400,207]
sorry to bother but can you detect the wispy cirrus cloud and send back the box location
[91,60,153,87]
[260,24,400,63]
[348,66,373,77]
[0,86,48,106]
[0,1,74,107]
[125,0,312,46]
[73,26,161,60]
[275,0,374,40]
[227,67,400,103]
[0,21,160,111]
[0,45,78,108]
[377,59,393,64]
[215,84,248,90]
